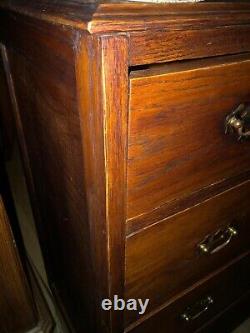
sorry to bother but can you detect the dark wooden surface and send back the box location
[1,1,250,333]
[198,290,250,333]
[75,33,108,333]
[1,20,94,332]
[125,180,250,324]
[0,195,36,333]
[128,54,250,219]
[0,7,130,333]
[76,33,129,332]
[126,253,250,333]
[1,1,250,33]
[126,170,250,235]
[0,56,36,332]
[129,26,250,65]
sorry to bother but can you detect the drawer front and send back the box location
[128,56,250,219]
[129,26,250,66]
[127,253,250,333]
[125,181,250,325]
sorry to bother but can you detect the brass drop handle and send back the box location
[225,103,250,141]
[198,225,238,255]
[181,296,214,322]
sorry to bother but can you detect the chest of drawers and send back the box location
[1,1,250,332]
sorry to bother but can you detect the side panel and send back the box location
[1,15,94,332]
[1,12,129,333]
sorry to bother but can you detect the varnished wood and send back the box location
[1,1,250,33]
[99,35,129,333]
[0,195,36,333]
[126,170,250,235]
[125,181,250,325]
[0,7,130,332]
[76,33,129,332]
[0,47,37,333]
[3,24,93,332]
[198,290,250,333]
[126,253,250,333]
[75,33,108,333]
[129,26,250,66]
[1,1,250,332]
[128,54,250,219]
[1,16,129,333]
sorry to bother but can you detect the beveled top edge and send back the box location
[1,1,250,33]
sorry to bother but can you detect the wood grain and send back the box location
[1,9,130,332]
[76,33,129,333]
[0,195,36,333]
[128,55,250,219]
[126,253,250,333]
[125,181,250,325]
[126,170,250,235]
[101,35,129,333]
[129,26,250,66]
[2,1,250,332]
[1,1,250,33]
[3,24,93,332]
[75,34,108,333]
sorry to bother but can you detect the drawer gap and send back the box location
[129,52,250,79]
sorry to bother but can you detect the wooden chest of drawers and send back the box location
[1,1,250,332]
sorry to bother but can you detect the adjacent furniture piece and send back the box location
[0,196,35,333]
[0,163,36,333]
[1,1,250,332]
[1,37,55,333]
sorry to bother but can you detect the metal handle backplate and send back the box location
[181,296,214,322]
[198,225,238,255]
[225,103,250,141]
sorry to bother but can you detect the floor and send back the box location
[233,318,250,333]
[6,145,250,333]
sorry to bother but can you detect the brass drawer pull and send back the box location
[181,296,214,322]
[225,103,250,141]
[198,226,238,255]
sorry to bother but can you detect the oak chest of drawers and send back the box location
[1,1,250,332]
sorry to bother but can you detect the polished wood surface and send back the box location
[199,290,250,333]
[76,34,129,332]
[1,1,250,33]
[129,26,250,66]
[2,23,94,332]
[128,55,250,219]
[1,1,250,332]
[0,54,36,332]
[0,195,36,333]
[127,253,250,333]
[125,181,250,324]
[0,8,130,333]
[126,170,250,235]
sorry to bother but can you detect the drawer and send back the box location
[125,181,250,325]
[127,253,250,333]
[128,55,250,219]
